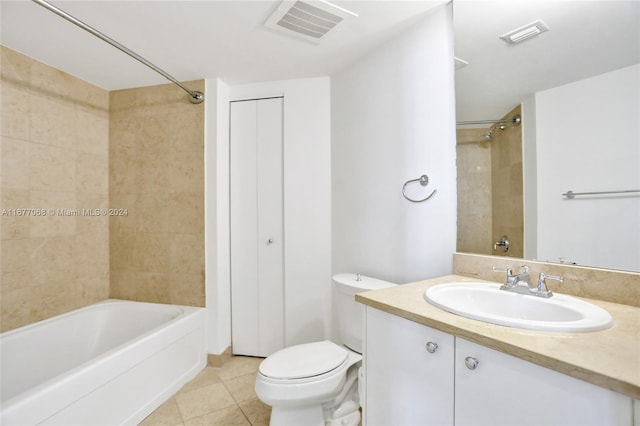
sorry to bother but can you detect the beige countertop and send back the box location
[355,275,640,400]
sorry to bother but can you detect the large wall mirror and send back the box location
[454,0,640,272]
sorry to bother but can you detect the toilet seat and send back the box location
[259,341,348,380]
[255,342,362,410]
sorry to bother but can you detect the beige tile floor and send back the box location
[140,356,271,426]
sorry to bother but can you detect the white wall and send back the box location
[535,64,640,271]
[205,77,332,354]
[205,78,232,355]
[522,95,538,259]
[331,3,457,284]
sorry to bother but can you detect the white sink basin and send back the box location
[424,282,613,332]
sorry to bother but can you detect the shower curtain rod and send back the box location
[31,0,204,104]
[456,115,521,126]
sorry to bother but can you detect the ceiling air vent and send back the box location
[500,20,549,45]
[265,0,358,44]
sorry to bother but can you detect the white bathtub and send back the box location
[0,299,206,425]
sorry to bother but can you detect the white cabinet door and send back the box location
[455,337,633,426]
[230,98,284,357]
[365,307,454,426]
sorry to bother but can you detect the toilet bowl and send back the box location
[254,274,397,426]
[255,340,362,426]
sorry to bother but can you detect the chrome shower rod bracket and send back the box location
[31,0,204,104]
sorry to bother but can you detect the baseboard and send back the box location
[207,346,232,367]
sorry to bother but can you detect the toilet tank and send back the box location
[333,273,397,353]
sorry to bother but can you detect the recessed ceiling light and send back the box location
[500,20,549,44]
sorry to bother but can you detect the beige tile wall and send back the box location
[491,105,523,257]
[456,128,492,254]
[1,46,110,331]
[109,81,205,306]
[456,106,524,257]
[453,252,640,307]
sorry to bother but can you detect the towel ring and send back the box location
[402,174,437,203]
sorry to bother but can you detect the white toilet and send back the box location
[255,273,396,426]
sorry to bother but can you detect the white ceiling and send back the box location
[2,1,638,121]
[454,0,640,123]
[0,0,446,90]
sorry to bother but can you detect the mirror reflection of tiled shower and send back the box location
[456,105,524,257]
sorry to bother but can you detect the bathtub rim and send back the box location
[0,298,188,341]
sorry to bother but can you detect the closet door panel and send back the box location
[230,98,284,357]
[230,100,259,356]
[256,98,284,356]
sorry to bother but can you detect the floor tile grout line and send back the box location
[173,395,188,426]
[219,374,255,425]
[176,382,239,424]
[143,358,268,425]
[177,367,223,396]
[176,396,186,426]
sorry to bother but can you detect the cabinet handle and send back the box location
[464,356,479,370]
[267,238,274,245]
[425,342,438,353]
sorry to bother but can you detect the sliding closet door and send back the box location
[230,97,284,357]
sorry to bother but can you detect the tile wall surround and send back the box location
[490,104,523,258]
[1,46,110,331]
[1,46,205,331]
[109,80,205,307]
[453,252,640,307]
[456,105,523,257]
[456,128,492,254]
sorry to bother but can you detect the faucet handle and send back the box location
[520,265,530,274]
[536,272,564,297]
[492,266,514,276]
[493,266,517,288]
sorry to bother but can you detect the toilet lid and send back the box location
[259,341,348,380]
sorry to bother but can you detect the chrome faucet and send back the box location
[493,265,532,294]
[493,235,510,252]
[492,265,564,298]
[492,266,563,298]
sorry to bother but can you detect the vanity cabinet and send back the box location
[364,307,633,426]
[454,337,632,425]
[364,307,454,425]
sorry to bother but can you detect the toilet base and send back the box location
[270,404,324,426]
[269,398,360,426]
[326,409,360,426]
[263,363,361,426]
[323,367,360,426]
